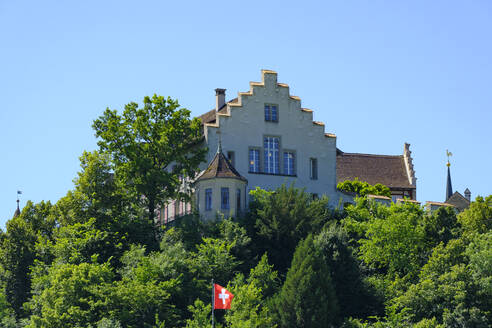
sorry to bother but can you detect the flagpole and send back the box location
[211,279,215,328]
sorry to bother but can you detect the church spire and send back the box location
[445,150,453,201]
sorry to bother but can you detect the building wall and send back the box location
[195,178,247,221]
[202,71,343,206]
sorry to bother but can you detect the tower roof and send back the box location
[195,150,247,182]
[13,199,20,218]
[446,166,453,201]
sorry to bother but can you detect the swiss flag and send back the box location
[214,284,234,309]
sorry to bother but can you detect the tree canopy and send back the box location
[92,94,207,221]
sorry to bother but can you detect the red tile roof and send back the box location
[336,152,414,189]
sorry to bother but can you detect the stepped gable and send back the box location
[336,151,415,189]
[198,70,336,138]
[196,151,247,182]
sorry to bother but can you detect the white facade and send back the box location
[200,70,347,208]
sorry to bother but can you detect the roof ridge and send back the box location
[338,152,403,158]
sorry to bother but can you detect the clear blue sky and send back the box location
[1,1,491,229]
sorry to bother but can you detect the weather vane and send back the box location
[446,149,453,167]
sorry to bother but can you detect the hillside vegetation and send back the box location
[1,96,490,327]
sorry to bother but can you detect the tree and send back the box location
[27,262,114,327]
[337,178,391,198]
[458,195,492,235]
[346,200,427,280]
[92,94,207,222]
[315,224,381,320]
[0,201,55,318]
[248,184,334,274]
[276,235,339,328]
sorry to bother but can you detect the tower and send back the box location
[194,135,247,220]
[445,150,453,201]
[13,190,22,217]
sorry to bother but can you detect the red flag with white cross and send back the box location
[213,283,234,309]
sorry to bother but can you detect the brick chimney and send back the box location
[215,88,226,111]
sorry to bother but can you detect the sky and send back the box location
[1,0,491,229]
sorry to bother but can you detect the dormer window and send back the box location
[264,104,278,122]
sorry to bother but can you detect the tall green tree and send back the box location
[276,235,339,328]
[315,224,381,320]
[248,185,334,274]
[0,201,55,318]
[92,94,207,222]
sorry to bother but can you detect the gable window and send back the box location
[264,137,279,174]
[249,149,260,173]
[221,187,230,209]
[310,158,318,180]
[264,104,278,122]
[205,188,212,211]
[227,151,235,166]
[283,151,295,175]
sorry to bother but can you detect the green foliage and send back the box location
[390,233,492,326]
[224,276,276,328]
[247,254,280,299]
[421,206,460,249]
[248,184,334,274]
[47,218,124,265]
[1,124,489,328]
[185,299,212,328]
[458,195,492,234]
[105,277,179,328]
[315,224,382,319]
[0,201,55,318]
[194,237,240,284]
[92,94,207,221]
[337,178,391,198]
[27,262,114,327]
[276,235,339,328]
[344,199,427,280]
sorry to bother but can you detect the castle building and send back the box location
[160,70,416,222]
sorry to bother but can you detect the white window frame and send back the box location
[264,136,280,174]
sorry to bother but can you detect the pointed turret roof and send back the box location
[195,142,246,182]
[13,199,20,218]
[446,166,453,201]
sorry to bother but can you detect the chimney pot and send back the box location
[215,88,226,111]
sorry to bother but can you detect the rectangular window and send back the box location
[236,189,241,214]
[264,104,278,122]
[227,151,235,167]
[264,137,279,174]
[249,149,260,172]
[205,188,212,211]
[312,193,319,200]
[310,158,318,180]
[221,188,229,209]
[283,151,295,175]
